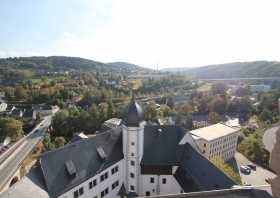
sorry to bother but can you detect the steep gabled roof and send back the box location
[177,143,236,191]
[141,125,185,166]
[39,127,123,197]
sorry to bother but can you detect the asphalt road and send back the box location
[234,152,276,186]
[0,116,52,190]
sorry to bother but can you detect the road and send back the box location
[234,152,276,186]
[0,116,52,191]
[263,124,280,153]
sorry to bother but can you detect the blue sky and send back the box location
[1,0,280,69]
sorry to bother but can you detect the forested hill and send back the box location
[182,61,280,78]
[108,62,152,72]
[0,56,150,73]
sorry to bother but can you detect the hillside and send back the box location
[108,62,152,72]
[0,56,150,74]
[182,61,280,79]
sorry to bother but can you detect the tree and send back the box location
[89,104,100,130]
[212,82,227,95]
[15,86,28,100]
[166,94,175,109]
[238,130,269,167]
[235,86,251,97]
[52,110,70,137]
[208,112,220,124]
[54,137,66,148]
[210,96,227,114]
[260,109,273,123]
[43,133,55,151]
[144,101,158,121]
[107,100,115,118]
[211,158,242,184]
[160,104,172,117]
[178,103,193,116]
[238,97,252,120]
[99,102,109,123]
[0,117,23,141]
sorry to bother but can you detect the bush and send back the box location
[238,130,269,167]
[211,158,242,185]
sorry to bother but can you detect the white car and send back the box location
[240,165,251,174]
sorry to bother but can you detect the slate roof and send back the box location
[192,115,209,122]
[123,95,144,127]
[39,127,123,197]
[141,125,186,166]
[177,143,236,191]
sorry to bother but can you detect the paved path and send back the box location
[263,124,280,153]
[0,116,52,190]
[234,152,276,186]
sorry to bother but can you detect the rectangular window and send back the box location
[74,190,79,198]
[112,180,119,190]
[130,173,135,178]
[100,172,108,182]
[78,187,84,195]
[101,188,109,198]
[73,187,84,198]
[89,179,97,189]
[111,165,119,175]
[93,179,97,187]
[146,191,150,196]
[131,142,135,145]
[150,177,154,183]
[131,152,134,156]
[162,178,166,184]
[131,161,135,166]
[101,191,105,198]
[105,188,109,195]
[130,185,135,191]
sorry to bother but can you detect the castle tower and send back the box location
[122,94,145,196]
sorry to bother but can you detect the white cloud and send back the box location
[52,0,280,68]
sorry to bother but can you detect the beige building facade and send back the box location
[190,123,240,162]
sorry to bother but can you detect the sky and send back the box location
[0,0,280,69]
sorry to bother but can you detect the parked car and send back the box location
[265,178,271,184]
[247,164,256,171]
[240,165,251,174]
